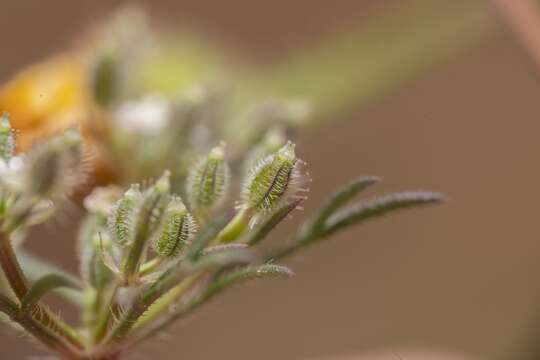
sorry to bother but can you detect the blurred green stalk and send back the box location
[141,0,495,122]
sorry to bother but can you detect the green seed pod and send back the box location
[186,143,229,214]
[136,171,171,237]
[242,141,308,224]
[0,113,14,161]
[26,128,85,198]
[122,171,171,278]
[108,185,141,247]
[153,196,196,258]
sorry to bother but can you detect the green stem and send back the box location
[132,274,201,331]
[92,283,119,343]
[138,257,164,277]
[215,208,250,244]
[0,236,28,298]
[0,293,82,359]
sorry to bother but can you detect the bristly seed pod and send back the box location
[241,141,309,226]
[108,184,141,247]
[186,143,230,215]
[153,196,196,258]
[122,171,171,278]
[26,129,85,198]
[0,113,15,161]
[134,171,171,239]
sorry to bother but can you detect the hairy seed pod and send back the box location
[108,184,141,247]
[242,141,308,224]
[136,171,171,237]
[122,171,171,277]
[0,113,14,161]
[153,196,196,258]
[26,128,85,198]
[186,143,229,213]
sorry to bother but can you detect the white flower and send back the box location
[113,95,171,135]
[0,155,26,192]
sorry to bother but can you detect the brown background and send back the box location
[2,1,540,359]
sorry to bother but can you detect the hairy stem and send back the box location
[0,232,84,353]
[0,292,81,358]
[132,274,202,331]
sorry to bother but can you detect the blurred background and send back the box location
[2,0,540,359]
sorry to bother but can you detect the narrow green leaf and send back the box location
[305,176,381,235]
[268,191,445,261]
[324,191,446,236]
[243,199,303,246]
[21,274,80,312]
[190,247,257,272]
[18,251,83,306]
[131,264,293,345]
[200,264,294,300]
[107,245,256,342]
[200,243,248,256]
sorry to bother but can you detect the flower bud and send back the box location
[186,143,229,214]
[107,184,141,247]
[0,113,15,161]
[153,196,196,258]
[241,141,308,224]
